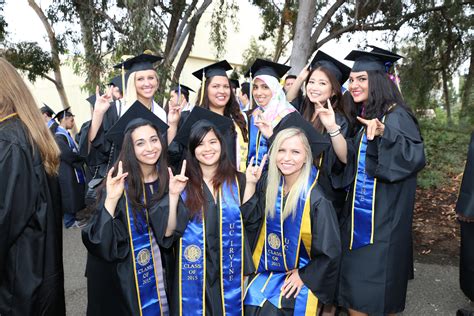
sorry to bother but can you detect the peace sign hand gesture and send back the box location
[246,155,267,185]
[168,160,189,196]
[105,161,129,201]
[94,85,113,115]
[254,110,273,139]
[313,99,338,131]
[357,116,385,140]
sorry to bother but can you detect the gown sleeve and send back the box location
[81,191,130,262]
[149,194,188,248]
[298,188,342,304]
[455,132,474,220]
[0,141,38,275]
[365,106,426,182]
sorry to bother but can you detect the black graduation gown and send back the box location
[245,178,341,315]
[55,133,86,215]
[0,117,65,316]
[169,173,261,316]
[455,132,474,301]
[82,182,182,316]
[335,105,426,315]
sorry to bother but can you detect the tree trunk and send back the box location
[441,68,452,122]
[288,0,316,74]
[272,0,290,62]
[28,0,71,110]
[461,42,474,125]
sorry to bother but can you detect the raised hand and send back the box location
[314,99,338,131]
[246,155,267,184]
[167,101,183,126]
[253,110,273,139]
[281,269,304,299]
[168,160,189,196]
[357,116,385,140]
[94,85,113,114]
[105,161,128,201]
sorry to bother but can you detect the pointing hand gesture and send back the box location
[168,160,189,196]
[357,116,385,140]
[246,155,267,185]
[106,161,129,201]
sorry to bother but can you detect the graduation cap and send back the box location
[309,51,351,85]
[40,104,55,116]
[174,106,233,146]
[368,45,404,60]
[113,53,163,73]
[244,58,291,80]
[345,50,401,73]
[171,83,195,101]
[86,95,97,107]
[230,79,240,89]
[109,75,124,94]
[191,60,233,81]
[272,113,330,158]
[105,101,168,146]
[54,107,73,121]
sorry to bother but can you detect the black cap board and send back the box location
[272,113,330,158]
[368,45,404,60]
[109,75,124,94]
[345,50,401,72]
[192,60,233,81]
[174,106,233,146]
[113,53,163,74]
[86,95,97,107]
[309,51,351,84]
[40,104,55,116]
[230,79,240,89]
[245,58,291,80]
[54,107,73,121]
[171,84,195,99]
[105,100,168,146]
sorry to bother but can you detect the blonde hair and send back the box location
[124,70,158,108]
[265,128,313,220]
[0,58,60,175]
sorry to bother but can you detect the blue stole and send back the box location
[179,179,243,316]
[47,118,56,130]
[55,126,85,184]
[124,183,163,316]
[245,167,319,313]
[247,114,268,165]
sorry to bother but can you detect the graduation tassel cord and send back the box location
[199,70,205,106]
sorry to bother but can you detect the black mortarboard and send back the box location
[309,51,351,84]
[105,101,168,146]
[174,106,233,146]
[368,45,404,60]
[109,75,124,94]
[171,83,195,98]
[230,79,240,89]
[192,60,233,81]
[245,58,291,80]
[113,53,163,74]
[40,104,55,116]
[345,50,401,72]
[272,113,330,157]
[86,95,97,107]
[54,107,73,121]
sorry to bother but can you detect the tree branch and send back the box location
[310,0,346,48]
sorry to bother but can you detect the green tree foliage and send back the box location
[0,2,7,43]
[240,37,272,75]
[3,42,53,82]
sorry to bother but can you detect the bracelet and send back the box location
[328,127,341,137]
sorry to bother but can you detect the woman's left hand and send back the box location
[281,269,304,299]
[168,160,188,196]
[254,110,273,138]
[246,155,267,184]
[357,116,385,140]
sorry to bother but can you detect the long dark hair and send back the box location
[96,120,168,224]
[350,70,412,120]
[300,66,351,132]
[184,122,238,217]
[196,76,249,142]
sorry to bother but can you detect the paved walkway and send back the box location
[63,228,473,315]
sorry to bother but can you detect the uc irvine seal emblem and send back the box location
[184,245,202,263]
[137,249,151,266]
[267,233,281,250]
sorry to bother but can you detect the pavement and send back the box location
[63,227,474,316]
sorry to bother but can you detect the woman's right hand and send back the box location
[246,155,267,185]
[105,161,128,201]
[94,85,113,115]
[167,101,182,126]
[314,99,338,132]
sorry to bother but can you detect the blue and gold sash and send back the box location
[247,114,268,165]
[245,166,319,313]
[55,126,85,184]
[124,184,164,316]
[179,179,243,316]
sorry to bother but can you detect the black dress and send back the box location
[82,182,182,316]
[244,177,341,315]
[0,117,65,316]
[169,173,261,315]
[455,132,474,301]
[336,105,426,315]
